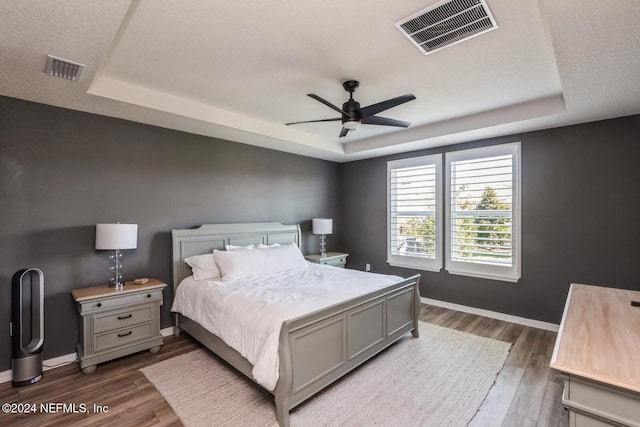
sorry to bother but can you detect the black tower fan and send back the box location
[11,268,44,387]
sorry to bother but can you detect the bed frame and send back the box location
[171,222,421,427]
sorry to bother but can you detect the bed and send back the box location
[171,222,421,427]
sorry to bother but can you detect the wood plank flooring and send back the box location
[0,305,567,426]
[421,306,568,427]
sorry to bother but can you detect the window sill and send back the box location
[445,268,520,283]
[387,260,442,273]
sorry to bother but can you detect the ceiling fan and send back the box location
[286,80,416,138]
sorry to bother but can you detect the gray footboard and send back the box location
[274,274,421,427]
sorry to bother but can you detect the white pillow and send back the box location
[184,253,221,281]
[225,244,255,251]
[257,243,281,249]
[214,243,307,281]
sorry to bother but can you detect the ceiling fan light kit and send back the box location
[343,120,360,130]
[286,80,416,138]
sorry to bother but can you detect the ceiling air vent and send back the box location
[45,55,85,81]
[395,0,498,55]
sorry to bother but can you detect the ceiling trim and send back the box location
[345,93,567,154]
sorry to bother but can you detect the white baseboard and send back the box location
[422,297,559,332]
[0,369,10,384]
[0,326,177,384]
[160,326,174,337]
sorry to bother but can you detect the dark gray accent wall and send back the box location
[339,114,640,324]
[0,96,340,372]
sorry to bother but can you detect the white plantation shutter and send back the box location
[445,143,521,282]
[387,155,442,271]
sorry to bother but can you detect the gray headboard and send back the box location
[171,222,301,292]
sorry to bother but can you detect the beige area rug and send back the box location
[141,322,510,427]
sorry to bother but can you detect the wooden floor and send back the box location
[0,305,567,426]
[422,306,568,427]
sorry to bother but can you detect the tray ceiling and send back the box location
[1,0,639,162]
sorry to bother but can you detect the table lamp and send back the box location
[95,223,138,288]
[312,218,333,258]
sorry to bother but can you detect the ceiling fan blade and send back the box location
[308,94,354,118]
[285,117,342,125]
[362,115,411,128]
[339,127,349,138]
[360,94,416,119]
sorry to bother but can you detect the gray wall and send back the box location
[0,96,340,372]
[339,114,640,324]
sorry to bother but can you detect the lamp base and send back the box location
[320,234,327,258]
[108,249,125,289]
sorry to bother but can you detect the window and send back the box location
[387,154,442,271]
[445,142,521,282]
[386,142,521,283]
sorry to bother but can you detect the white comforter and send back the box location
[171,263,402,391]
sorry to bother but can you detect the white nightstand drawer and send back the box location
[78,290,162,313]
[322,256,347,267]
[94,306,152,334]
[94,323,153,352]
[305,252,349,268]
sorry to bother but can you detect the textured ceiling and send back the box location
[1,0,639,162]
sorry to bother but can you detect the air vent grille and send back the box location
[45,55,85,81]
[396,0,497,55]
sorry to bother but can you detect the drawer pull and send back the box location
[96,303,102,308]
[117,314,133,320]
[117,331,133,338]
[147,294,151,298]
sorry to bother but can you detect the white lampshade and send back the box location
[312,218,333,235]
[95,223,138,250]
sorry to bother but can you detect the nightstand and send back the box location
[305,252,349,268]
[71,278,167,374]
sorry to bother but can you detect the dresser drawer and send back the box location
[94,305,152,334]
[563,376,640,425]
[94,323,153,352]
[570,412,611,427]
[78,290,162,314]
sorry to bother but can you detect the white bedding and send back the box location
[171,263,402,391]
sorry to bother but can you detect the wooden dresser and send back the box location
[550,283,640,426]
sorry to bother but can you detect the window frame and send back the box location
[444,142,521,282]
[387,154,443,272]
